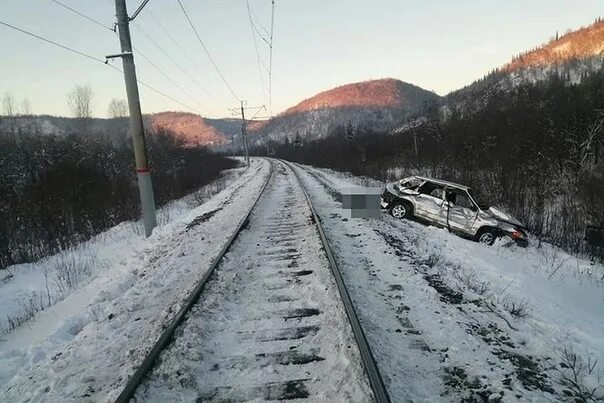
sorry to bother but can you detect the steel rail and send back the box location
[281,159,392,403]
[114,159,274,403]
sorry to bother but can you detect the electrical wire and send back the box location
[48,0,215,115]
[49,0,114,32]
[133,46,215,117]
[177,0,241,102]
[248,12,271,47]
[248,1,271,38]
[144,7,211,85]
[131,23,213,98]
[268,0,275,115]
[0,19,107,64]
[244,0,276,115]
[246,0,268,101]
[0,19,205,116]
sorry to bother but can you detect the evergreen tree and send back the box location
[345,121,355,143]
[294,132,303,150]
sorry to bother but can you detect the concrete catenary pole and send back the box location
[240,100,250,167]
[115,0,157,237]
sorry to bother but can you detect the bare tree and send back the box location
[107,98,128,118]
[2,93,18,134]
[2,93,17,116]
[20,98,32,116]
[67,85,94,119]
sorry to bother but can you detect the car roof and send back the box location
[412,176,470,191]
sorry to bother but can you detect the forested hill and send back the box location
[257,68,604,260]
[445,18,604,116]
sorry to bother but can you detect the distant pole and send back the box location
[229,102,265,167]
[115,0,157,237]
[413,129,419,164]
[240,100,250,167]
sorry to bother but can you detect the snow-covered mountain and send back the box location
[443,19,604,118]
[4,20,603,147]
[146,112,229,146]
[504,18,604,72]
[248,78,441,144]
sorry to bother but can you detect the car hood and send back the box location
[487,206,526,229]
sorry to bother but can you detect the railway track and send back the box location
[116,159,390,402]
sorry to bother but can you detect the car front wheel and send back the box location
[476,228,497,246]
[390,203,411,219]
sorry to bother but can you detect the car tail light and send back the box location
[511,230,524,239]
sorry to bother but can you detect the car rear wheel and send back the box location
[476,228,497,246]
[390,203,411,219]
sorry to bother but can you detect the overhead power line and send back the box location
[49,0,214,115]
[49,0,114,32]
[131,23,213,98]
[177,0,241,101]
[244,0,276,115]
[269,0,275,115]
[138,80,195,113]
[0,19,205,116]
[246,0,268,101]
[133,46,215,117]
[0,19,106,64]
[248,9,271,47]
[249,4,271,38]
[145,7,210,80]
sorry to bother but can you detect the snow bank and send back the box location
[0,158,270,402]
[294,162,604,402]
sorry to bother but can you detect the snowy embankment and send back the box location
[0,158,271,402]
[292,163,604,402]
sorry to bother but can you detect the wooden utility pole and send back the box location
[113,0,157,237]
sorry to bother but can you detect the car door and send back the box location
[444,189,478,234]
[414,182,447,224]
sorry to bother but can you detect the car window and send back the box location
[468,189,490,210]
[453,192,475,209]
[430,188,444,199]
[418,182,445,199]
[400,177,422,189]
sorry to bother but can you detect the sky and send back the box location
[0,0,602,119]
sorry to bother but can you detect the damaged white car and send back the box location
[381,176,529,247]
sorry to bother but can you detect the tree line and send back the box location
[0,86,237,269]
[3,84,128,121]
[254,69,604,260]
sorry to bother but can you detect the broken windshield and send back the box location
[468,189,490,210]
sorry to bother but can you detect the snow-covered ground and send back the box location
[0,158,271,402]
[135,160,371,402]
[291,162,604,402]
[2,157,603,402]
